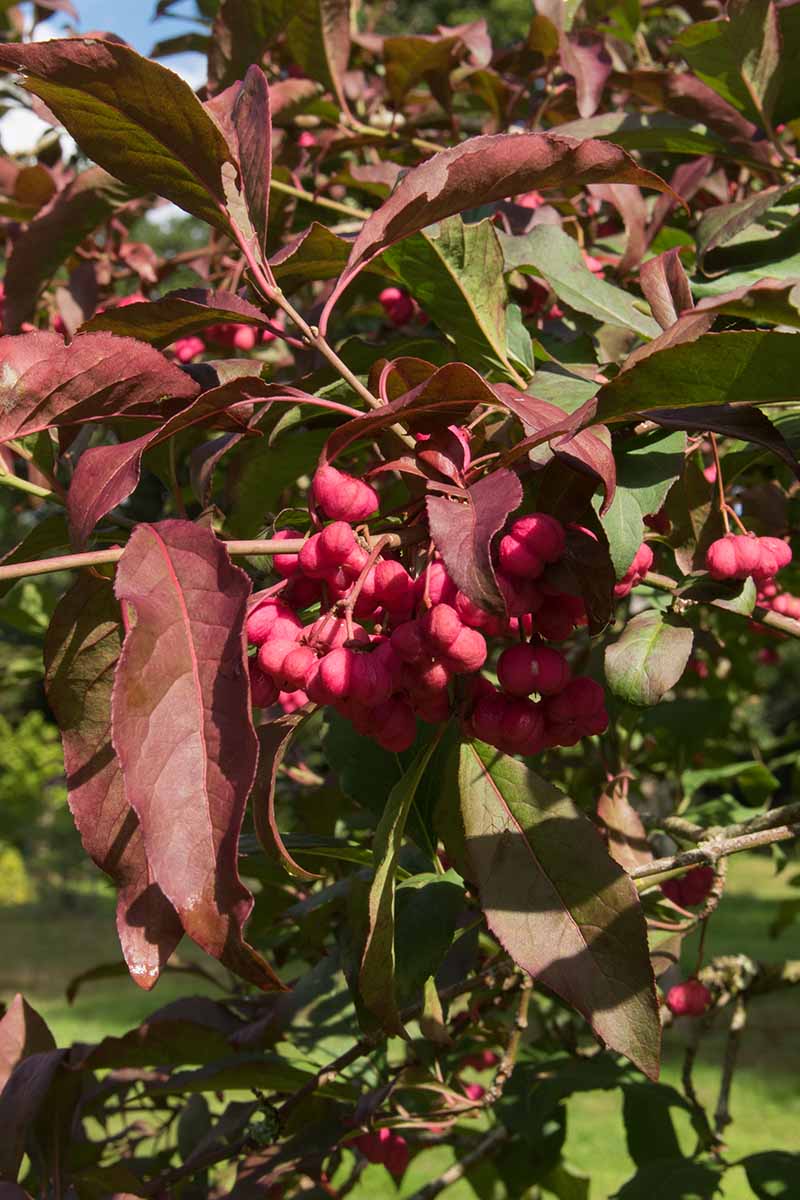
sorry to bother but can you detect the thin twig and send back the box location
[482,975,532,1106]
[713,997,746,1137]
[643,570,800,640]
[632,823,799,885]
[403,1127,509,1200]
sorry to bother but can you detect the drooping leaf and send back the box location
[459,742,661,1077]
[639,249,693,330]
[253,716,319,882]
[66,376,270,546]
[0,997,55,1093]
[560,33,612,119]
[394,871,465,1008]
[551,110,731,158]
[605,611,694,707]
[0,39,235,230]
[320,132,677,331]
[621,1082,688,1168]
[645,403,800,480]
[359,732,445,1034]
[4,167,132,331]
[499,225,660,338]
[112,520,283,990]
[615,429,686,518]
[596,487,644,579]
[0,1049,70,1182]
[383,33,464,109]
[696,183,793,270]
[82,288,272,346]
[234,65,271,255]
[427,468,522,615]
[0,331,200,444]
[383,216,518,379]
[613,1160,723,1199]
[596,332,800,423]
[44,574,183,988]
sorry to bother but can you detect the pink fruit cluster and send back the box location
[756,577,800,621]
[705,533,792,584]
[247,467,610,758]
[614,542,654,597]
[378,286,416,326]
[665,978,711,1017]
[353,1128,409,1176]
[661,866,714,908]
[171,322,280,363]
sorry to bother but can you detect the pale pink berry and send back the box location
[614,542,654,598]
[420,603,463,652]
[312,464,378,522]
[666,979,711,1017]
[172,335,205,363]
[257,637,300,681]
[309,647,355,704]
[706,535,739,580]
[246,599,302,646]
[440,627,487,674]
[760,536,792,571]
[233,324,258,351]
[280,644,317,692]
[298,130,316,148]
[407,660,451,697]
[272,529,302,579]
[497,644,570,697]
[733,534,762,577]
[374,559,415,620]
[415,561,458,607]
[464,1083,486,1102]
[319,520,359,566]
[498,533,545,579]
[390,620,427,663]
[350,651,394,706]
[279,689,308,714]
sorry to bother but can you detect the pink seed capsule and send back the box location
[312,464,379,523]
[313,647,355,703]
[257,637,300,681]
[511,513,566,563]
[497,644,570,697]
[415,561,458,607]
[318,521,359,568]
[534,598,576,642]
[705,535,739,581]
[408,660,451,697]
[374,559,415,620]
[666,979,711,1017]
[469,691,508,748]
[391,619,428,663]
[502,697,545,755]
[732,534,762,577]
[279,688,308,714]
[249,660,279,708]
[246,599,302,646]
[497,572,544,617]
[271,529,302,579]
[307,614,368,652]
[283,575,323,610]
[440,627,487,674]
[413,691,451,723]
[498,533,545,579]
[280,644,318,692]
[420,603,463,652]
[759,536,792,571]
[350,651,394,706]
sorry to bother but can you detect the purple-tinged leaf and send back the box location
[459,742,661,1078]
[553,425,616,516]
[254,717,319,882]
[427,469,522,615]
[691,276,800,327]
[319,132,678,332]
[234,66,272,255]
[383,33,464,109]
[270,223,357,295]
[4,167,131,331]
[0,514,69,600]
[66,377,268,546]
[587,182,647,275]
[621,312,714,372]
[0,331,200,444]
[543,522,616,634]
[606,611,694,707]
[77,996,246,1069]
[646,404,800,480]
[0,1049,70,1181]
[112,520,285,991]
[81,288,271,346]
[597,787,652,874]
[639,249,693,330]
[44,575,183,988]
[647,156,714,250]
[0,39,234,230]
[0,997,55,1093]
[560,33,612,119]
[597,332,800,423]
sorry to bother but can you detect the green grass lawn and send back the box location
[0,855,796,1198]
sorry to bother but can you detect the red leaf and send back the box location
[234,66,272,255]
[111,520,285,991]
[587,181,647,274]
[0,1050,69,1181]
[597,787,652,873]
[44,575,183,988]
[66,377,266,547]
[427,469,522,615]
[0,997,55,1093]
[639,248,694,330]
[254,716,319,882]
[560,33,612,119]
[0,331,199,444]
[319,132,679,331]
[82,288,271,346]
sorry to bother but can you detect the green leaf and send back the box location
[359,732,444,1034]
[612,1160,724,1199]
[743,1152,800,1199]
[605,611,694,706]
[498,1055,627,1140]
[384,217,518,380]
[458,743,660,1077]
[394,871,465,1008]
[0,39,234,231]
[553,111,731,158]
[595,487,644,578]
[0,515,70,600]
[499,225,660,338]
[621,1081,688,1167]
[696,183,793,268]
[271,222,357,294]
[596,332,800,423]
[616,430,686,518]
[675,0,781,127]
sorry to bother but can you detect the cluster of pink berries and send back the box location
[247,464,616,758]
[353,1128,409,1177]
[705,533,792,585]
[172,321,278,363]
